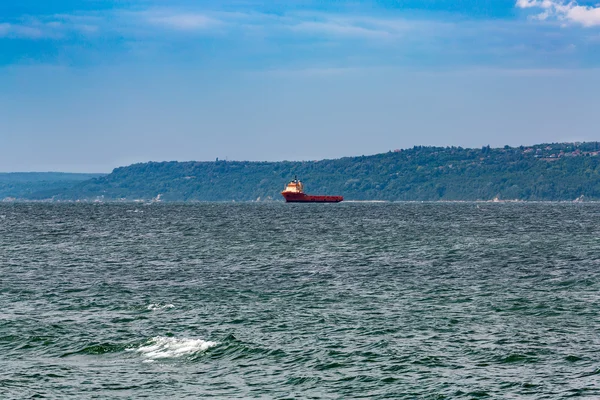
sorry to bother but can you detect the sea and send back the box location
[1,202,600,399]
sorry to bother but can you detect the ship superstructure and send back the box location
[281,176,343,203]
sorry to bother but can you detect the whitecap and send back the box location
[147,303,175,311]
[132,336,218,360]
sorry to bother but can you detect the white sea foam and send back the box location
[133,337,218,360]
[147,303,175,311]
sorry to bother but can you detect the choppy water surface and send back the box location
[1,203,600,399]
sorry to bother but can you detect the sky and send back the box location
[1,0,599,172]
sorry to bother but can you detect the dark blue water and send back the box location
[1,203,600,398]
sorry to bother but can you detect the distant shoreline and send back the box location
[1,199,597,204]
[3,142,600,202]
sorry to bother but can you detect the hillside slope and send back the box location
[37,143,600,202]
[1,173,105,200]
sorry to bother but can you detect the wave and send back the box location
[146,303,175,311]
[60,342,132,358]
[131,336,218,361]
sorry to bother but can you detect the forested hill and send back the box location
[0,172,105,200]
[29,142,600,202]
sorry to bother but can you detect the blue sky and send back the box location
[1,0,599,172]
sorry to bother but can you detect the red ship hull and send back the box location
[281,192,343,203]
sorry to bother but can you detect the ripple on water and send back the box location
[1,202,600,398]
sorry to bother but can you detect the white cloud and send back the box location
[0,8,435,42]
[144,12,221,31]
[0,15,100,39]
[567,4,600,26]
[283,13,431,40]
[258,66,368,77]
[0,22,47,39]
[290,21,392,38]
[0,23,10,36]
[516,0,600,27]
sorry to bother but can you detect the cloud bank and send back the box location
[1,3,598,71]
[517,0,600,27]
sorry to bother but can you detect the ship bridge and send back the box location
[283,177,304,193]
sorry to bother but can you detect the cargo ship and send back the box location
[281,176,343,203]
